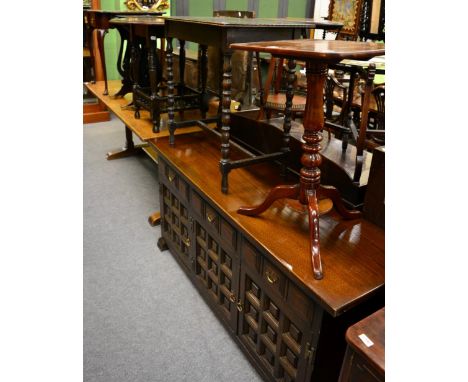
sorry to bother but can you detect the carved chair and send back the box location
[365,85,385,148]
[256,57,307,120]
[323,0,364,41]
[359,0,385,41]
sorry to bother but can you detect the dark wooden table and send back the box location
[109,16,167,132]
[163,16,343,145]
[83,10,164,96]
[230,40,384,280]
[339,307,385,381]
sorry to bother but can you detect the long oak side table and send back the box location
[85,80,218,225]
[229,40,384,280]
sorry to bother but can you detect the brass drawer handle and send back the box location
[207,212,216,223]
[236,300,243,312]
[182,237,191,247]
[265,269,278,284]
[229,293,236,304]
[168,173,175,182]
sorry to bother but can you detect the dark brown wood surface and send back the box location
[165,16,343,29]
[150,130,384,316]
[230,40,385,63]
[109,16,166,26]
[346,307,385,374]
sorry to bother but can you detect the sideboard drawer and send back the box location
[241,238,313,324]
[190,189,237,253]
[262,259,286,299]
[205,204,219,231]
[163,161,178,188]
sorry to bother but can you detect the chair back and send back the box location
[213,10,255,18]
[326,0,364,41]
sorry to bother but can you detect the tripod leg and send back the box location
[318,185,362,219]
[307,191,323,280]
[237,184,300,216]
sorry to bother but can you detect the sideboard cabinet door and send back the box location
[237,264,316,382]
[192,218,240,332]
[159,160,194,271]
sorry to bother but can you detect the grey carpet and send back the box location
[84,116,263,382]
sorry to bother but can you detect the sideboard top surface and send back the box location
[150,131,384,316]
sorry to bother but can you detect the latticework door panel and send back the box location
[161,183,192,269]
[239,272,312,382]
[194,221,238,330]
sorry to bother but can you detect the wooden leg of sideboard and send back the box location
[148,211,161,227]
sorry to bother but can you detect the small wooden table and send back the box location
[109,16,167,132]
[83,10,164,96]
[163,16,343,145]
[230,40,385,279]
[339,308,385,381]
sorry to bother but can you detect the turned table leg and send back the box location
[176,40,186,120]
[97,28,109,96]
[220,51,233,194]
[113,26,134,99]
[166,37,175,145]
[199,45,208,119]
[147,32,161,133]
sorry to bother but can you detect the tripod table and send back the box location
[229,40,385,280]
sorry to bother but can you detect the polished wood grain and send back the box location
[346,308,385,374]
[230,40,385,62]
[150,130,384,317]
[165,16,343,29]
